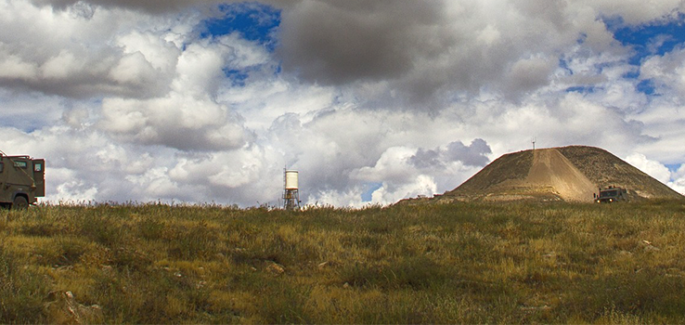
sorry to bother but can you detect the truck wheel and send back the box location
[12,196,29,210]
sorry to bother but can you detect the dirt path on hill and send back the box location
[526,149,597,202]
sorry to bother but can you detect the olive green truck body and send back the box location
[0,155,45,209]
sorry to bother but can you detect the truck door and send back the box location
[0,157,7,202]
[32,159,45,197]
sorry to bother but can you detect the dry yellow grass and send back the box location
[1,200,685,323]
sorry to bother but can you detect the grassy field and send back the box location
[1,200,685,324]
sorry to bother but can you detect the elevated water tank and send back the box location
[285,170,299,190]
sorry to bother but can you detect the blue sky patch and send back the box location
[222,68,250,87]
[622,70,640,79]
[558,58,572,75]
[361,182,383,202]
[608,14,685,65]
[565,86,596,94]
[199,3,281,86]
[636,79,656,95]
[201,2,281,50]
[666,163,683,173]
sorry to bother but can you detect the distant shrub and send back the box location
[339,256,448,290]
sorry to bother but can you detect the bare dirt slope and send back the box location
[525,148,597,202]
[441,145,684,203]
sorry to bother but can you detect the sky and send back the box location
[1,0,685,207]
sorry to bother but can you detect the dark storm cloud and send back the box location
[31,0,210,13]
[277,1,444,84]
[410,138,492,169]
[0,68,169,100]
[30,0,299,14]
[444,138,491,166]
[274,0,585,107]
[410,148,443,169]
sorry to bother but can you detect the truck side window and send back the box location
[0,162,3,173]
[34,163,42,172]
[14,161,27,168]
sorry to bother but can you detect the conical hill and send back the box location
[441,145,684,203]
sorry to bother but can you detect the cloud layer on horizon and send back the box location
[2,0,685,206]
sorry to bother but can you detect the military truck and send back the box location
[0,153,45,209]
[594,186,627,203]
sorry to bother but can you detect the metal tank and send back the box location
[285,170,299,190]
[283,169,300,210]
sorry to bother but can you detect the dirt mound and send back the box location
[557,146,683,200]
[441,145,684,203]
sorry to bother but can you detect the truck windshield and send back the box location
[600,190,618,197]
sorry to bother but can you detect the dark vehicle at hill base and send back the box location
[594,186,626,203]
[0,153,45,209]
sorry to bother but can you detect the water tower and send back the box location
[283,169,301,210]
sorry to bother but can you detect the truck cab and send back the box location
[0,154,45,209]
[594,186,626,203]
